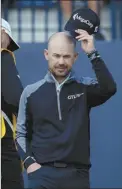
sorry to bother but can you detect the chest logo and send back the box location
[67,93,84,100]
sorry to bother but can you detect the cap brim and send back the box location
[5,30,20,52]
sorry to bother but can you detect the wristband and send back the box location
[87,50,100,61]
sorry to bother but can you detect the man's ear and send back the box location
[44,49,48,61]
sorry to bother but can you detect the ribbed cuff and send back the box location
[23,156,36,169]
[87,50,101,61]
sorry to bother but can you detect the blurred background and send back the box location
[1,1,122,188]
[1,0,122,42]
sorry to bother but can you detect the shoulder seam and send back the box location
[25,79,46,98]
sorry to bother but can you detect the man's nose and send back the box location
[59,57,64,64]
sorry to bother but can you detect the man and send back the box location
[1,18,24,189]
[16,30,116,189]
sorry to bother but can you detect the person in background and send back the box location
[1,18,24,189]
[60,0,103,20]
[60,0,72,19]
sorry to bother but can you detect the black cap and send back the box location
[64,8,100,39]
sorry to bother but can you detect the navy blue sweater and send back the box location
[16,53,116,169]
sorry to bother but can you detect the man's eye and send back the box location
[64,55,70,59]
[54,54,60,58]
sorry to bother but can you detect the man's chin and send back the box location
[55,71,68,77]
[50,69,71,78]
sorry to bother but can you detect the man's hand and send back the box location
[27,162,41,174]
[75,29,95,54]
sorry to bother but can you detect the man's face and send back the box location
[1,29,11,49]
[44,40,78,79]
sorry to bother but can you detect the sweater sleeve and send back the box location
[84,51,117,107]
[15,87,36,169]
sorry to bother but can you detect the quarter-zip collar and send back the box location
[44,71,75,121]
[50,72,71,91]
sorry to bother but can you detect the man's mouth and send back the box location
[56,67,67,71]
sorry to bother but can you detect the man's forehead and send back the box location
[52,51,72,56]
[50,47,74,55]
[49,42,74,51]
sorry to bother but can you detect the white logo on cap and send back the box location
[94,26,98,33]
[73,13,93,28]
